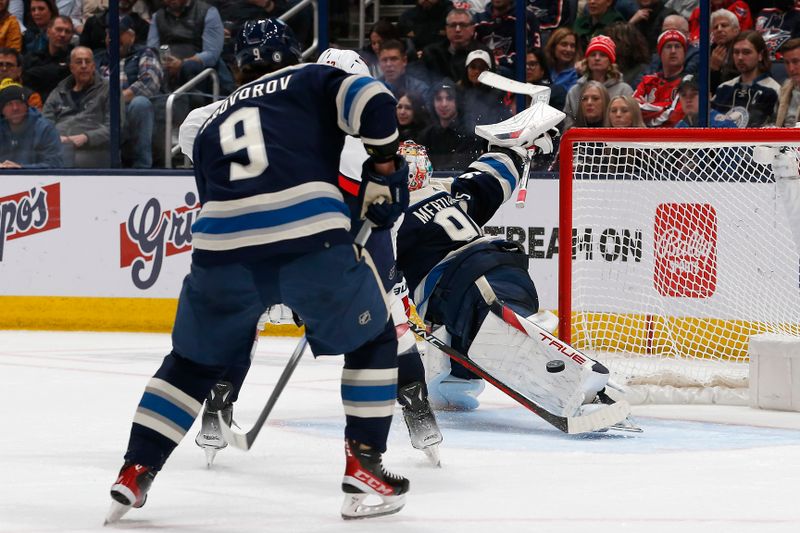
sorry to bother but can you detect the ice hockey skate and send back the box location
[397,381,443,466]
[341,439,409,519]
[195,381,234,467]
[104,462,156,524]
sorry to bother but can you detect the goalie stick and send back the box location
[406,316,632,435]
[218,222,375,451]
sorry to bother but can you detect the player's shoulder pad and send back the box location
[409,183,449,206]
[180,99,225,159]
[335,73,395,137]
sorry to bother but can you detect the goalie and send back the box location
[394,133,630,428]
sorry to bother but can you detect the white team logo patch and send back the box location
[358,311,371,326]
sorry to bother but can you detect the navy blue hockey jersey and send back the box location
[395,151,521,317]
[190,63,398,264]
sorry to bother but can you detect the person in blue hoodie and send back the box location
[0,79,62,168]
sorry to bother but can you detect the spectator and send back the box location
[563,35,632,130]
[421,8,490,85]
[690,0,752,46]
[43,45,110,167]
[709,9,740,92]
[525,47,566,111]
[358,19,399,78]
[378,39,429,100]
[96,15,162,168]
[474,0,541,70]
[22,0,56,54]
[418,79,483,170]
[711,31,780,127]
[633,29,686,127]
[396,91,431,142]
[22,14,72,102]
[147,0,225,92]
[459,48,511,133]
[81,0,150,52]
[398,0,452,53]
[775,38,800,127]
[544,26,578,92]
[0,0,22,51]
[570,79,610,128]
[754,0,800,61]
[0,78,62,168]
[640,14,700,84]
[629,0,677,54]
[0,46,41,108]
[605,21,651,87]
[574,0,625,51]
[604,94,645,126]
[676,75,739,127]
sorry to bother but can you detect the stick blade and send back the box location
[218,412,255,450]
[566,400,632,435]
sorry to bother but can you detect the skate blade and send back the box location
[423,445,441,467]
[608,417,643,433]
[204,447,218,468]
[340,493,406,520]
[104,500,132,525]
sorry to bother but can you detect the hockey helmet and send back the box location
[235,19,302,71]
[398,140,432,191]
[317,48,370,76]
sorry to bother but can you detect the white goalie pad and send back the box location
[468,311,609,417]
[423,325,452,385]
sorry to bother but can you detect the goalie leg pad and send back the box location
[468,311,608,417]
[423,327,485,410]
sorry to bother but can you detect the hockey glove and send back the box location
[358,155,410,228]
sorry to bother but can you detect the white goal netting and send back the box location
[562,132,800,404]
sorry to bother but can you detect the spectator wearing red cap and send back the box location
[633,29,686,127]
[563,34,632,130]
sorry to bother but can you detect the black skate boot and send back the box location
[195,381,235,467]
[105,462,157,524]
[397,381,443,466]
[341,439,409,520]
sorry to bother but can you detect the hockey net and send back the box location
[558,128,800,404]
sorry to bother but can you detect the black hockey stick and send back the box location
[406,320,631,434]
[218,222,376,451]
[218,335,308,450]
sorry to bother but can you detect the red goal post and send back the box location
[557,128,800,403]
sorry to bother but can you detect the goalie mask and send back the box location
[398,140,432,191]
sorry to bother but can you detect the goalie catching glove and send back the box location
[358,155,410,228]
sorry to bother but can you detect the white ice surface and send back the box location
[3,330,800,533]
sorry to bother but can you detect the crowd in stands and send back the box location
[1,0,800,170]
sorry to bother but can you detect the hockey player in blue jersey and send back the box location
[106,19,412,523]
[179,47,443,468]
